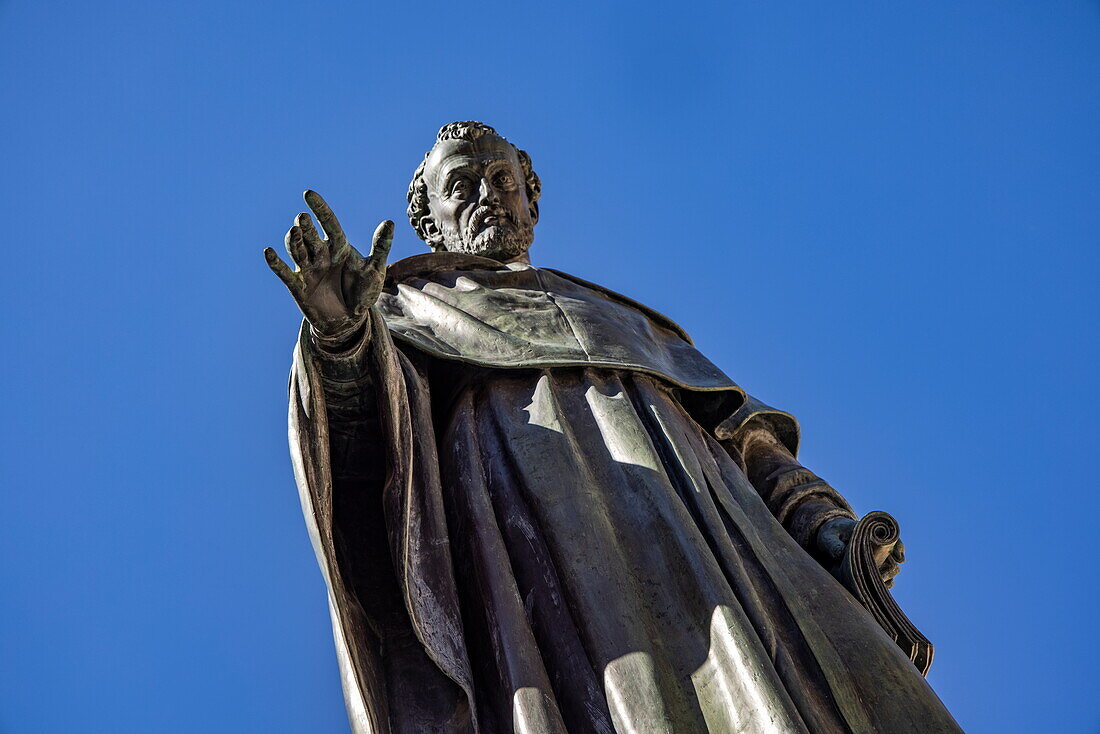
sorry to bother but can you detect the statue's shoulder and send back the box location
[385,251,503,283]
[383,253,694,345]
[540,267,695,345]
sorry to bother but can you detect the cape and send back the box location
[377,253,744,393]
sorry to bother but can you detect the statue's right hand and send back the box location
[264,190,394,346]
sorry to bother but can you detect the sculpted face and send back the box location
[423,136,536,261]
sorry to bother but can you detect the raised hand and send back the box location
[265,190,393,347]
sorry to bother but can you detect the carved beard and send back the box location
[441,206,533,260]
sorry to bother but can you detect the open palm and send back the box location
[264,190,393,345]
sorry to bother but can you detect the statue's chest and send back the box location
[377,266,739,393]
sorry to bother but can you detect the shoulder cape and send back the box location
[378,252,744,393]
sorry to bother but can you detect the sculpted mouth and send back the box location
[470,206,510,234]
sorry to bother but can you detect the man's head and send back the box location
[407,122,541,262]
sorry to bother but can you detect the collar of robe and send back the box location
[378,252,745,395]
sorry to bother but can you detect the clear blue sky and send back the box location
[1,2,1097,732]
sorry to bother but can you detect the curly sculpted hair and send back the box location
[406,121,541,249]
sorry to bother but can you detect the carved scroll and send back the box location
[837,511,935,676]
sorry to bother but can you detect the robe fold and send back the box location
[287,253,961,733]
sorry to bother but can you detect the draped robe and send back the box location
[286,252,961,734]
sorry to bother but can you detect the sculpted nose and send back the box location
[478,178,499,205]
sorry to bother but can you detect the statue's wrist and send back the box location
[813,515,857,568]
[311,318,370,355]
[818,515,856,538]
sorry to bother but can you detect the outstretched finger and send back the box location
[296,212,326,263]
[285,225,309,267]
[264,248,301,294]
[365,220,395,272]
[304,190,345,244]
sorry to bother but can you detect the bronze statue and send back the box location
[265,121,962,733]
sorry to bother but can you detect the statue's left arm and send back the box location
[717,398,904,585]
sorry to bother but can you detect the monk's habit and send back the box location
[286,253,960,734]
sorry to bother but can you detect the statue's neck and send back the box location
[502,252,532,266]
[435,247,533,267]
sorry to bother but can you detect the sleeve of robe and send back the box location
[287,310,478,734]
[715,395,858,562]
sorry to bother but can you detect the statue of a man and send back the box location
[265,122,961,734]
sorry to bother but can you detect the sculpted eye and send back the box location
[494,171,516,189]
[449,178,473,197]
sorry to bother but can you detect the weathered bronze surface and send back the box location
[265,121,962,733]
